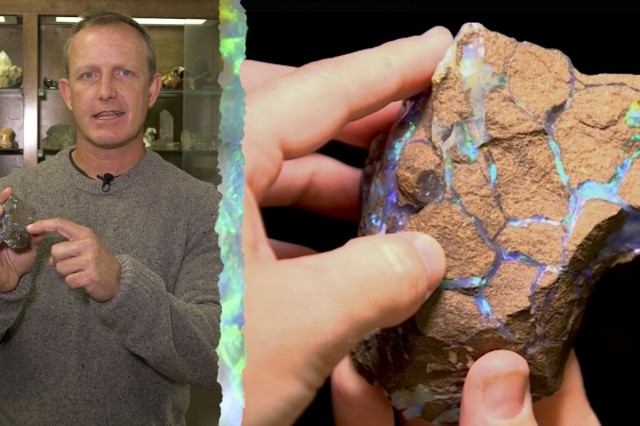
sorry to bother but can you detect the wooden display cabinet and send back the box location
[0,15,24,176]
[0,1,221,185]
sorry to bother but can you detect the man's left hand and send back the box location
[27,218,121,302]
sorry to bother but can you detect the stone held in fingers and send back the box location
[351,22,640,423]
[0,194,36,249]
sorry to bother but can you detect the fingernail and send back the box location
[483,373,528,419]
[423,26,448,37]
[408,234,446,286]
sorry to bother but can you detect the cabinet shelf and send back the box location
[38,87,221,98]
[0,148,23,155]
[159,88,222,97]
[0,88,22,96]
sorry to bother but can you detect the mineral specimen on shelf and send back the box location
[351,22,640,423]
[159,110,174,143]
[161,66,195,90]
[143,127,157,147]
[41,124,75,150]
[0,127,16,149]
[191,56,217,89]
[43,77,58,89]
[0,194,35,249]
[0,50,22,89]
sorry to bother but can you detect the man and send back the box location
[0,11,221,425]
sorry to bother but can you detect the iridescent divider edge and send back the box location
[216,1,247,425]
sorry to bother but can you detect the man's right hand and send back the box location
[0,187,43,293]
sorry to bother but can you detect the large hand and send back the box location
[26,218,121,302]
[0,187,44,293]
[332,349,600,426]
[241,27,453,426]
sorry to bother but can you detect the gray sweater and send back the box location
[0,147,221,425]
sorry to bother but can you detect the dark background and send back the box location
[242,4,639,425]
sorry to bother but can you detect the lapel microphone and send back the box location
[97,173,115,192]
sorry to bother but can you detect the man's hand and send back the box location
[240,23,599,426]
[26,218,121,302]
[0,187,43,293]
[241,27,452,426]
[332,349,600,426]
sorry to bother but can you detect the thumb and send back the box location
[460,350,600,426]
[243,231,445,426]
[245,230,446,374]
[330,231,445,341]
[460,350,535,426]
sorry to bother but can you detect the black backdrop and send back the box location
[242,4,639,425]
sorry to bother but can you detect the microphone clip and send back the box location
[97,173,114,192]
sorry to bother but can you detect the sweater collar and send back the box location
[57,146,159,195]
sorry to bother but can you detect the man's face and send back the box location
[59,23,161,150]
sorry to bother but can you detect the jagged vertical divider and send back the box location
[216,1,246,426]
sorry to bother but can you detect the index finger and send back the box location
[244,26,452,195]
[0,187,12,206]
[240,60,296,91]
[26,218,90,241]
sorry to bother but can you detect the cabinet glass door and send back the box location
[182,19,221,185]
[0,15,23,177]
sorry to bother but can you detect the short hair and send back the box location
[63,11,157,79]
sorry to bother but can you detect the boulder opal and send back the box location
[351,22,640,423]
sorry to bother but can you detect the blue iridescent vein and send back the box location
[380,122,417,232]
[507,216,562,227]
[439,42,504,166]
[476,295,493,318]
[489,162,497,190]
[528,266,548,314]
[626,100,640,127]
[549,139,570,188]
[562,158,633,239]
[441,276,483,289]
[363,94,424,235]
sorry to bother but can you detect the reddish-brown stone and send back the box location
[353,23,640,423]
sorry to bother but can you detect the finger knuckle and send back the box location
[65,276,80,288]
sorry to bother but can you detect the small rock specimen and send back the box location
[41,123,75,151]
[0,50,22,89]
[352,22,640,423]
[0,127,16,149]
[0,194,35,249]
[162,66,195,90]
[159,110,174,144]
[43,77,58,89]
[143,127,158,147]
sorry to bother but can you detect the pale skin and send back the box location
[0,22,162,302]
[240,27,601,425]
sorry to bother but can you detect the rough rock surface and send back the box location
[352,22,640,424]
[0,194,35,249]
